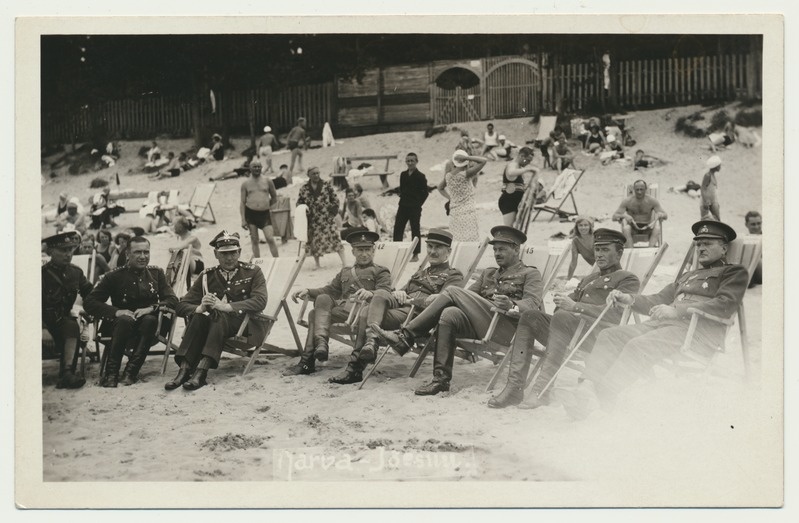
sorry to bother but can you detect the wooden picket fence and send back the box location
[42,82,334,145]
[545,53,757,113]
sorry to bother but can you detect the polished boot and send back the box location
[165,366,193,391]
[100,374,119,388]
[414,371,450,396]
[517,391,550,410]
[313,337,329,362]
[328,368,363,385]
[488,341,533,409]
[183,368,209,391]
[357,338,378,364]
[121,340,151,386]
[56,370,86,390]
[372,326,413,356]
[283,351,316,376]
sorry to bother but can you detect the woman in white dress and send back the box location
[437,150,487,242]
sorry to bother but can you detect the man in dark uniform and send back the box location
[165,231,268,391]
[284,230,392,377]
[41,231,93,389]
[84,236,178,387]
[392,152,428,261]
[329,229,464,385]
[375,225,544,396]
[566,220,749,418]
[488,228,641,409]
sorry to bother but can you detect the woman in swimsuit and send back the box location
[566,217,596,280]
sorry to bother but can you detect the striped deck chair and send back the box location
[531,168,585,222]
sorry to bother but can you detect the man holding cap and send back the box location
[566,220,749,417]
[375,225,543,396]
[329,229,464,385]
[284,230,392,377]
[489,228,640,409]
[701,156,722,221]
[258,125,280,173]
[84,236,178,387]
[42,231,94,389]
[165,231,267,391]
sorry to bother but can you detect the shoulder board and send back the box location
[147,265,165,272]
[106,266,126,275]
[198,267,215,276]
[373,264,390,272]
[239,262,256,270]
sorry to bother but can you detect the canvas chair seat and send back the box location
[531,168,585,223]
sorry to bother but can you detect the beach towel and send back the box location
[322,122,335,147]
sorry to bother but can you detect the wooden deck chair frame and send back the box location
[671,236,762,381]
[619,183,664,248]
[221,253,307,375]
[533,115,558,145]
[513,181,540,235]
[296,239,418,349]
[358,238,490,387]
[490,242,669,393]
[187,183,217,223]
[531,168,585,223]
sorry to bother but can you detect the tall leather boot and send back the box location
[488,338,533,409]
[101,348,123,388]
[283,346,317,376]
[183,357,211,391]
[121,338,151,386]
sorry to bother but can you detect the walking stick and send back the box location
[357,345,392,390]
[538,301,613,397]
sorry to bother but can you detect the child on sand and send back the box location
[632,149,665,170]
[700,156,722,221]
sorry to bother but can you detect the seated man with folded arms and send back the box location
[562,220,749,419]
[488,229,640,409]
[613,179,667,248]
[42,231,94,389]
[165,231,267,391]
[375,226,543,396]
[84,236,178,387]
[328,229,464,385]
[284,230,392,377]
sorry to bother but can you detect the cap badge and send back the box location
[699,225,709,234]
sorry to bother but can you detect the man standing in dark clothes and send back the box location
[392,152,428,262]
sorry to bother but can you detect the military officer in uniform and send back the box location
[284,230,392,377]
[566,220,749,418]
[488,228,640,409]
[84,236,178,387]
[42,231,94,389]
[329,229,464,385]
[165,231,268,391]
[375,225,544,396]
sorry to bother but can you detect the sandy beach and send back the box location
[40,105,765,487]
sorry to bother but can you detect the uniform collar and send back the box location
[428,261,450,270]
[498,259,523,274]
[599,263,622,276]
[699,259,726,269]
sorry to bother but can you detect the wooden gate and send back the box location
[433,85,481,125]
[484,58,541,119]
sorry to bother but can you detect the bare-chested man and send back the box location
[240,160,279,258]
[612,179,667,247]
[287,117,308,175]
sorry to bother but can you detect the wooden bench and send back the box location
[332,154,399,189]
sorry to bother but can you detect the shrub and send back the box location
[89,177,109,188]
[709,109,731,132]
[735,109,762,127]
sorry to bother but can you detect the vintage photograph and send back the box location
[16,14,783,509]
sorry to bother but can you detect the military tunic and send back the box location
[305,262,392,342]
[175,261,268,368]
[584,260,749,402]
[42,261,93,356]
[518,264,641,396]
[404,259,544,380]
[84,265,178,373]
